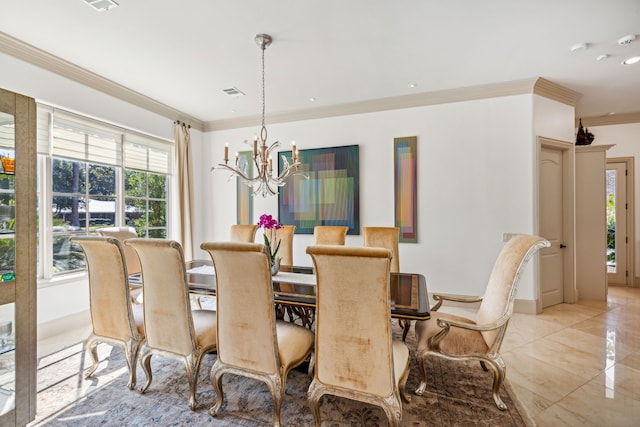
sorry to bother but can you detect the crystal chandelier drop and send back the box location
[213,34,308,197]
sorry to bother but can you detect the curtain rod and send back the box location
[174,120,191,129]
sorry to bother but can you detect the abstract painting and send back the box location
[236,150,253,224]
[278,145,359,234]
[394,136,417,242]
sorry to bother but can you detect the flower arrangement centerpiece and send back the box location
[258,214,282,274]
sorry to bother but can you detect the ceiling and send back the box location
[1,0,639,129]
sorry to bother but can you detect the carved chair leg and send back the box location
[209,363,225,416]
[414,352,428,395]
[139,350,153,393]
[307,386,323,427]
[84,336,99,379]
[123,339,141,389]
[485,357,507,410]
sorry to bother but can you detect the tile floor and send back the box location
[35,286,640,426]
[501,285,640,426]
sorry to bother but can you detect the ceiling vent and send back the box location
[82,0,119,12]
[222,87,246,97]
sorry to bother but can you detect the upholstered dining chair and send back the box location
[200,241,314,427]
[414,234,550,410]
[306,245,411,427]
[125,238,217,410]
[363,226,411,341]
[97,226,142,300]
[274,224,296,266]
[313,225,348,245]
[229,224,258,242]
[71,236,144,390]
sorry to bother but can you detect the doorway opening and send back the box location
[606,157,635,287]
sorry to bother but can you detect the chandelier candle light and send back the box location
[213,34,308,197]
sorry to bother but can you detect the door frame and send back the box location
[607,156,635,287]
[536,136,576,310]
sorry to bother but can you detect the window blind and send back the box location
[124,132,171,174]
[36,104,172,174]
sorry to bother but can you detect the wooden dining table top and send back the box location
[184,260,431,321]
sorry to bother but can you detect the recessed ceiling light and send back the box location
[309,97,316,102]
[596,54,609,61]
[409,83,417,88]
[618,34,636,46]
[570,42,588,52]
[622,56,640,65]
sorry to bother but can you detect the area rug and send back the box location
[29,328,533,426]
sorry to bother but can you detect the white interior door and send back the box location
[540,145,565,307]
[538,137,576,308]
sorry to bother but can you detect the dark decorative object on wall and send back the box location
[576,118,595,145]
[278,145,360,234]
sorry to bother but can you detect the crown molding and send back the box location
[206,77,577,131]
[533,77,581,106]
[578,112,640,128]
[0,32,204,131]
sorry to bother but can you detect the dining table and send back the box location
[184,259,431,328]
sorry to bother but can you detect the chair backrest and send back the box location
[97,226,141,275]
[476,234,550,347]
[313,226,348,245]
[363,227,400,273]
[71,236,138,342]
[307,245,395,398]
[201,241,280,374]
[230,224,258,242]
[125,239,197,356]
[274,225,296,266]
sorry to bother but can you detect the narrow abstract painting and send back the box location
[394,136,417,242]
[278,145,359,234]
[236,150,253,224]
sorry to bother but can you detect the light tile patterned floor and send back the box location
[502,285,640,426]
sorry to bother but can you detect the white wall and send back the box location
[194,94,547,299]
[591,122,640,283]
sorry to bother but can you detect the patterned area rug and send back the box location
[29,327,533,426]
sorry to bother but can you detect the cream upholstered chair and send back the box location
[414,234,550,410]
[200,241,314,427]
[274,225,296,266]
[363,227,400,273]
[229,224,258,242]
[97,226,142,300]
[306,245,411,427]
[125,238,217,410]
[313,225,348,245]
[71,236,144,389]
[363,227,411,340]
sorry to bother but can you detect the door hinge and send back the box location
[626,270,629,277]
[626,236,629,244]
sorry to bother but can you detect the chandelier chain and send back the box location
[212,33,308,197]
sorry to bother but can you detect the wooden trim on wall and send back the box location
[207,77,578,131]
[578,112,640,127]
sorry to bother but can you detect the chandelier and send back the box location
[213,34,308,197]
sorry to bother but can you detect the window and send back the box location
[38,106,172,278]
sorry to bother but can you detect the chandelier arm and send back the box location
[215,163,261,186]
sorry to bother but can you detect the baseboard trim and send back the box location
[513,298,539,315]
[37,310,90,341]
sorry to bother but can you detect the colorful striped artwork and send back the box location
[278,145,359,234]
[236,150,253,224]
[394,137,417,242]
